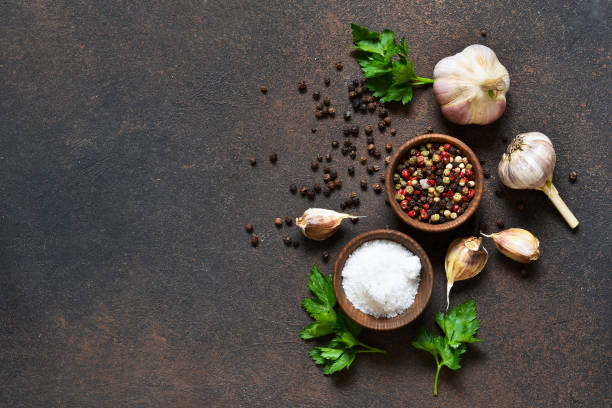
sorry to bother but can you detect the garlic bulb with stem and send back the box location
[481,228,540,263]
[497,132,579,229]
[445,237,488,311]
[296,208,364,241]
[433,44,510,125]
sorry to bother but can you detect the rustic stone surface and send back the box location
[0,1,610,406]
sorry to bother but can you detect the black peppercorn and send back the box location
[327,181,335,190]
[360,156,367,165]
[314,183,322,193]
[496,217,505,228]
[269,153,278,163]
[352,79,360,87]
[245,223,253,233]
[311,127,317,133]
[484,170,491,179]
[330,169,337,180]
[275,217,283,227]
[249,157,256,166]
[348,165,355,176]
[323,173,331,183]
[322,251,330,262]
[348,91,357,99]
[569,171,577,182]
[312,91,320,100]
[360,180,367,190]
[378,108,388,118]
[344,110,352,121]
[352,197,360,206]
[383,116,391,125]
[289,184,297,194]
[348,83,355,92]
[317,154,323,162]
[323,166,330,174]
[341,147,349,156]
[336,62,343,70]
[367,102,376,112]
[349,151,356,159]
[323,97,330,106]
[373,183,382,193]
[481,29,487,37]
[332,140,339,149]
[323,188,331,196]
[285,216,293,226]
[366,136,374,144]
[311,161,319,171]
[324,77,330,86]
[385,143,392,152]
[359,104,367,113]
[315,102,323,111]
[350,125,359,135]
[328,107,335,117]
[378,121,386,131]
[391,129,397,136]
[325,154,332,162]
[364,125,373,135]
[283,236,292,246]
[298,81,307,92]
[307,189,315,199]
[300,186,308,196]
[334,178,342,188]
[251,235,259,246]
[352,99,361,110]
[260,86,268,93]
[315,110,324,119]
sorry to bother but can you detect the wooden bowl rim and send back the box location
[384,134,484,233]
[333,229,434,330]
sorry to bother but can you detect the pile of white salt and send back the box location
[342,239,421,318]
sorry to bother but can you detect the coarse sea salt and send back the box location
[342,239,421,318]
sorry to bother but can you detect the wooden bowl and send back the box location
[384,134,484,232]
[333,229,434,330]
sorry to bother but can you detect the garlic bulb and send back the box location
[482,228,540,263]
[433,44,510,125]
[296,208,363,241]
[445,237,488,310]
[498,132,579,229]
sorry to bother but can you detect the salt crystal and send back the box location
[342,239,421,318]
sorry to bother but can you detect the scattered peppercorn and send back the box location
[496,217,505,228]
[326,154,332,162]
[251,235,259,246]
[385,143,392,152]
[335,178,343,188]
[494,188,501,197]
[569,171,577,182]
[322,251,330,262]
[484,169,491,179]
[269,152,278,163]
[344,110,352,121]
[249,157,256,166]
[323,97,331,106]
[323,188,331,197]
[391,129,397,136]
[364,125,373,135]
[332,141,339,149]
[330,169,337,179]
[300,186,308,196]
[316,154,323,162]
[348,165,355,176]
[312,91,320,100]
[311,127,317,134]
[298,81,307,92]
[285,216,293,226]
[324,77,330,86]
[245,223,253,233]
[426,126,433,133]
[327,181,335,190]
[479,222,487,233]
[350,125,359,135]
[378,121,386,131]
[373,183,382,193]
[314,183,322,193]
[307,189,315,199]
[481,29,487,37]
[360,156,367,165]
[260,86,268,93]
[283,236,292,246]
[384,156,391,166]
[349,151,356,159]
[360,180,367,190]
[311,161,319,171]
[336,62,343,70]
[383,116,391,125]
[275,217,283,227]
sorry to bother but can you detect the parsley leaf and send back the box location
[412,299,482,395]
[300,265,385,375]
[351,23,433,104]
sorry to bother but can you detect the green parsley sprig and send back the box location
[300,265,385,375]
[412,299,482,395]
[351,23,434,104]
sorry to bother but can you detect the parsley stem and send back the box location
[356,342,386,353]
[434,363,442,396]
[413,76,434,85]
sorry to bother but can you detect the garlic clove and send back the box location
[483,228,540,263]
[445,237,488,310]
[433,44,510,125]
[295,208,363,241]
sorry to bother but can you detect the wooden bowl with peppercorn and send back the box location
[385,134,484,232]
[333,229,434,330]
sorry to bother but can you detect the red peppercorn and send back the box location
[400,200,409,210]
[420,210,429,220]
[444,143,451,151]
[401,169,410,180]
[465,169,473,178]
[416,157,425,166]
[397,188,406,196]
[416,151,421,156]
[432,166,436,171]
[441,150,449,157]
[443,157,450,164]
[468,190,475,199]
[449,175,455,182]
[408,210,417,218]
[462,195,470,202]
[414,190,421,196]
[453,204,460,212]
[460,177,468,184]
[423,203,430,209]
[427,179,436,186]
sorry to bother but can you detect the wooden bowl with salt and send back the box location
[333,229,434,330]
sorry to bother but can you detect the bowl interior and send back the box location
[384,134,484,232]
[333,229,434,330]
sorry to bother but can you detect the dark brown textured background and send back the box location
[1,1,610,407]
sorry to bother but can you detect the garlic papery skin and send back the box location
[482,228,540,263]
[433,44,510,125]
[498,132,579,229]
[296,208,363,241]
[445,237,488,310]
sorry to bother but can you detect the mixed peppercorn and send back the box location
[392,142,477,224]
